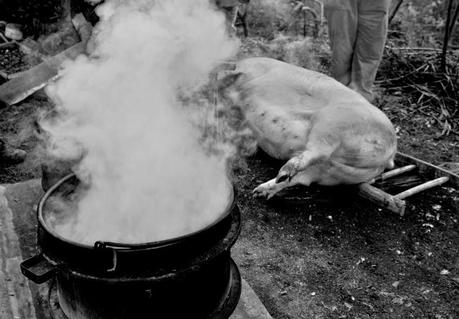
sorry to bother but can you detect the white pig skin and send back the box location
[219,57,397,199]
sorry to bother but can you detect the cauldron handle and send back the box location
[20,253,56,284]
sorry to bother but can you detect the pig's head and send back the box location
[216,69,244,104]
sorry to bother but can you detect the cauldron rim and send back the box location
[38,173,236,251]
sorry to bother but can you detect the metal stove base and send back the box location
[48,259,241,319]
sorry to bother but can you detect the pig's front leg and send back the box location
[253,145,335,199]
[253,159,317,199]
[253,171,314,199]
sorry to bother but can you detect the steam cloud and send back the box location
[42,0,239,244]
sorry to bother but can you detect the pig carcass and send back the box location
[219,57,397,198]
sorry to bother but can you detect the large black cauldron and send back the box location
[21,174,241,319]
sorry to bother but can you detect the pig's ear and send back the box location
[216,70,243,91]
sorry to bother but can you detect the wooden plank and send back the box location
[3,180,49,319]
[0,41,85,106]
[0,13,92,107]
[0,186,37,319]
[231,278,273,319]
[395,152,459,188]
[0,266,14,319]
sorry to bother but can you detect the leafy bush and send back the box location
[245,0,324,39]
[239,34,330,72]
[389,0,450,47]
[245,0,292,39]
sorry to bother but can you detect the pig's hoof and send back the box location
[253,182,278,199]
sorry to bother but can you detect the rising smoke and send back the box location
[41,0,240,244]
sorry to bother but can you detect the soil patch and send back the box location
[0,93,50,183]
[0,30,457,319]
[232,151,458,319]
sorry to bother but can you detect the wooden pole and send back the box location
[394,177,450,200]
[358,183,406,216]
[441,0,455,73]
[389,0,404,24]
[448,2,459,39]
[370,164,417,184]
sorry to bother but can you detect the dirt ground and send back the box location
[0,14,458,319]
[232,151,458,319]
[0,75,458,319]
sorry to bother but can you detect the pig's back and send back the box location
[230,58,397,167]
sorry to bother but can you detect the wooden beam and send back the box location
[0,14,92,107]
[389,0,404,24]
[358,183,406,216]
[448,2,459,42]
[441,0,455,72]
[0,186,37,319]
[359,152,458,216]
[370,164,417,184]
[394,177,450,200]
[0,41,85,106]
[395,152,459,188]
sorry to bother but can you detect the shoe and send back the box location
[0,140,26,166]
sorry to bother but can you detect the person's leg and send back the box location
[214,0,239,34]
[350,0,391,101]
[324,0,359,86]
[236,1,249,37]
